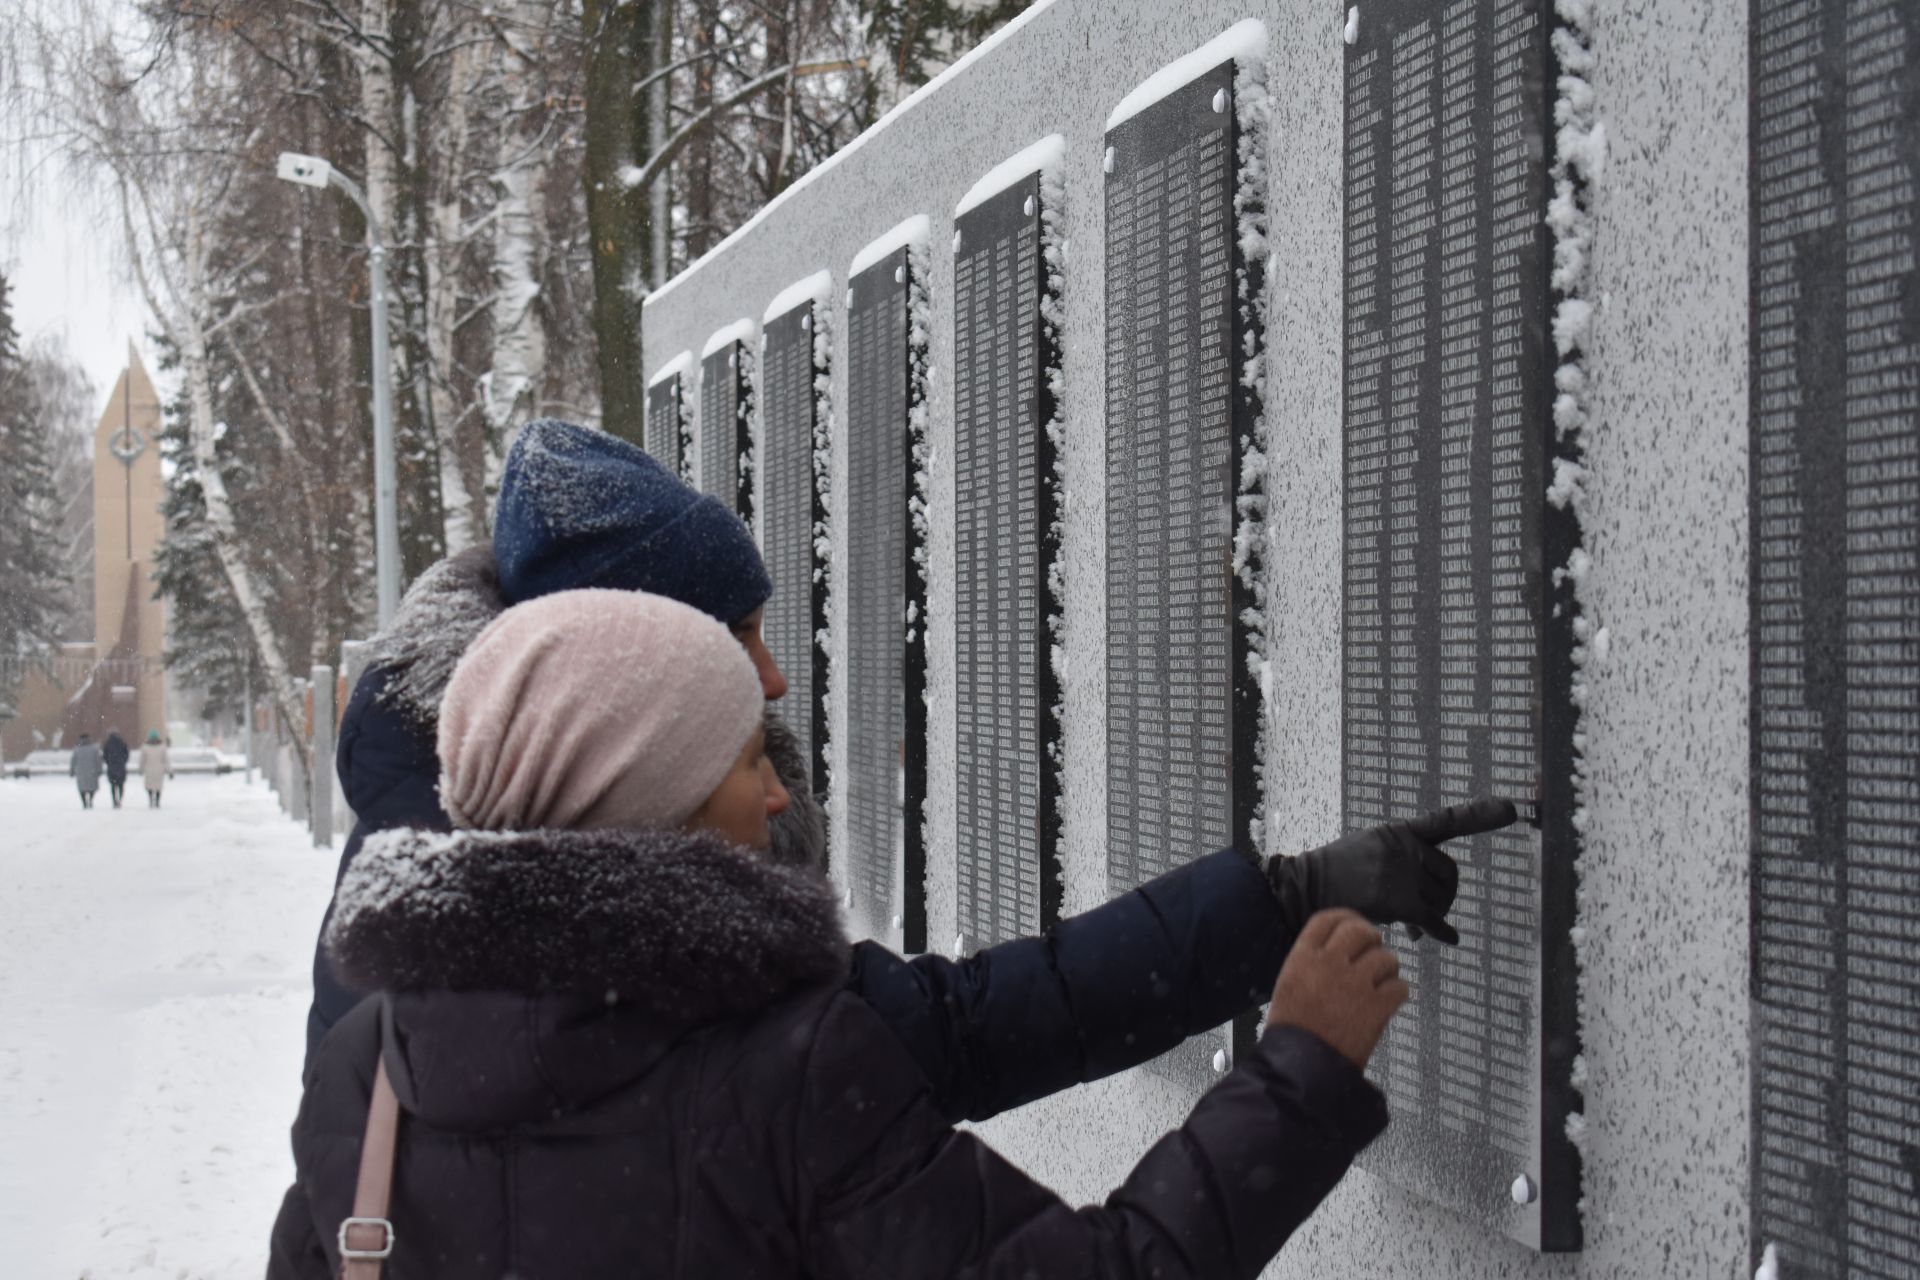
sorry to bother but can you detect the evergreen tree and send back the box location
[0,272,74,715]
[149,342,255,717]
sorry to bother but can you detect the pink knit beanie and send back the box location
[437,589,763,832]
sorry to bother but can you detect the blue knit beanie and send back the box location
[493,419,772,624]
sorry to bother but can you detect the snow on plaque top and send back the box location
[762,270,834,326]
[701,318,757,359]
[647,350,693,388]
[1105,19,1267,132]
[954,134,1066,219]
[849,214,932,279]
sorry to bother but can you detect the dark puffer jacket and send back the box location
[268,824,1387,1279]
[310,549,1310,1127]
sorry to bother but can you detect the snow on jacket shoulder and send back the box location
[269,824,1387,1280]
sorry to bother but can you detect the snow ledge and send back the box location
[763,270,834,325]
[1105,19,1269,132]
[850,215,933,279]
[647,350,693,388]
[701,318,758,359]
[954,134,1067,219]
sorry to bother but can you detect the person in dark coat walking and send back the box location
[306,418,1513,1127]
[271,590,1402,1279]
[101,730,131,808]
[70,734,103,808]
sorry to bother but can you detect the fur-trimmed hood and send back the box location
[364,545,509,729]
[320,823,849,1132]
[327,824,848,1018]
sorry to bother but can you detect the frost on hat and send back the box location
[492,418,773,624]
[436,589,764,833]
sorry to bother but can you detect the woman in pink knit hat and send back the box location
[269,586,1413,1280]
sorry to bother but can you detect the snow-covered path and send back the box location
[0,773,339,1278]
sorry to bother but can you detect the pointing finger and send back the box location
[1405,797,1519,845]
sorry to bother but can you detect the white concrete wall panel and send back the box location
[642,1,1757,1273]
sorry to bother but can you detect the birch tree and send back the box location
[481,0,559,495]
[31,23,320,767]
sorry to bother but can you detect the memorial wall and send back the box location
[698,320,754,516]
[952,143,1065,948]
[756,274,832,794]
[1749,2,1919,1274]
[640,1,1908,1275]
[1341,0,1580,1248]
[644,352,690,477]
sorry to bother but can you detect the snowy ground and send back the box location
[0,772,339,1278]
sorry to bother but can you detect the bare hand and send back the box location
[1265,908,1409,1070]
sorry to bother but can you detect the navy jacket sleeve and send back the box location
[848,848,1294,1124]
[304,667,451,1067]
[801,993,1387,1280]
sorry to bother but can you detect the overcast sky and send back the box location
[5,175,144,418]
[4,0,152,422]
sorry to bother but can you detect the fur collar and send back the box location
[325,825,849,1024]
[365,545,509,728]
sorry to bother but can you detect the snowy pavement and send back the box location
[0,773,339,1278]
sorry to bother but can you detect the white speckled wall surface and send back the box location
[641,0,1754,1273]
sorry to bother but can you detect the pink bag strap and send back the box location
[337,1053,400,1279]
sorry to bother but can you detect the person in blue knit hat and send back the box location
[302,419,802,1064]
[299,416,1514,1165]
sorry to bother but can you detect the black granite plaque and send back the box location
[645,365,687,477]
[759,301,828,793]
[1750,3,1920,1275]
[1343,0,1580,1252]
[700,338,753,518]
[1104,56,1261,1081]
[954,173,1063,948]
[845,246,929,951]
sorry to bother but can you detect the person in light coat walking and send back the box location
[70,734,103,809]
[141,731,169,808]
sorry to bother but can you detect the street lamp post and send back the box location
[277,151,402,628]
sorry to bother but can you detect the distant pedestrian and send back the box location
[70,734,103,809]
[142,731,169,808]
[101,731,131,808]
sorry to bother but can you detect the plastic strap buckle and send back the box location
[339,1217,395,1260]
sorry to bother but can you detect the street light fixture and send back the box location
[276,151,401,628]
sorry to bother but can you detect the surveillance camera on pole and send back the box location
[274,150,401,628]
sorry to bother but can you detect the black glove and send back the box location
[1264,797,1520,946]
